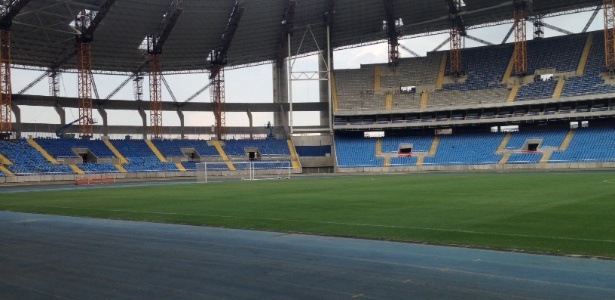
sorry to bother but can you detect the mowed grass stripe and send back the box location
[1,172,614,257]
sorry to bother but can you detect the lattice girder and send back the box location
[149,54,162,138]
[0,29,11,133]
[77,42,93,137]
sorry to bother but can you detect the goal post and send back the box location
[196,160,292,183]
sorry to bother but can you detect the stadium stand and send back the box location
[111,140,178,172]
[423,133,504,165]
[506,152,543,164]
[441,45,512,90]
[34,138,116,159]
[223,139,290,156]
[335,135,383,167]
[505,129,568,149]
[550,127,615,162]
[151,139,219,158]
[562,33,615,97]
[0,139,73,175]
[77,162,119,174]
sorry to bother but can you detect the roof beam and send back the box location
[583,5,602,33]
[209,0,246,76]
[182,82,213,105]
[383,0,400,65]
[541,22,574,35]
[399,44,419,57]
[150,0,184,54]
[0,0,32,29]
[466,34,494,46]
[502,24,515,44]
[275,0,296,64]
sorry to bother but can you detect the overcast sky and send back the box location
[12,10,603,139]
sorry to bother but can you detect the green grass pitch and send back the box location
[1,172,615,257]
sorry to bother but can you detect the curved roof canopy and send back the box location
[8,0,602,73]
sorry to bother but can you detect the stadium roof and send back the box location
[9,0,603,73]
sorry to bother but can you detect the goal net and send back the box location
[196,160,292,183]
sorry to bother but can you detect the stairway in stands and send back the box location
[286,140,301,170]
[210,140,236,171]
[102,139,128,173]
[0,153,13,176]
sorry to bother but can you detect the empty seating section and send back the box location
[381,136,433,153]
[152,139,219,157]
[334,54,440,111]
[0,139,73,175]
[550,128,615,162]
[335,136,382,167]
[381,55,440,88]
[507,153,542,164]
[35,138,116,158]
[390,156,416,166]
[505,130,568,149]
[112,140,178,172]
[442,45,512,90]
[423,133,504,165]
[77,162,118,174]
[223,139,290,156]
[515,79,557,101]
[562,33,615,97]
[518,35,585,77]
[334,68,378,111]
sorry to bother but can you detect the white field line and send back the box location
[6,204,615,244]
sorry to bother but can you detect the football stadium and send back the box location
[1,0,615,298]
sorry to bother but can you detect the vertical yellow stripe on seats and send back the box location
[373,66,381,93]
[499,153,510,165]
[436,52,447,88]
[559,129,575,151]
[0,165,13,176]
[552,79,565,99]
[502,51,515,84]
[576,33,593,75]
[507,84,519,102]
[420,91,429,109]
[103,139,128,164]
[428,136,439,156]
[175,162,186,172]
[211,140,236,171]
[331,72,338,112]
[145,140,167,162]
[69,164,84,175]
[375,138,382,156]
[286,140,301,169]
[26,139,58,164]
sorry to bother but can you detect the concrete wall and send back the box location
[291,135,332,147]
[2,162,613,184]
[336,162,615,173]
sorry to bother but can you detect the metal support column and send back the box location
[77,42,93,137]
[604,0,615,71]
[149,53,162,138]
[287,33,293,135]
[0,29,11,133]
[514,2,528,75]
[450,25,462,76]
[211,65,225,140]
